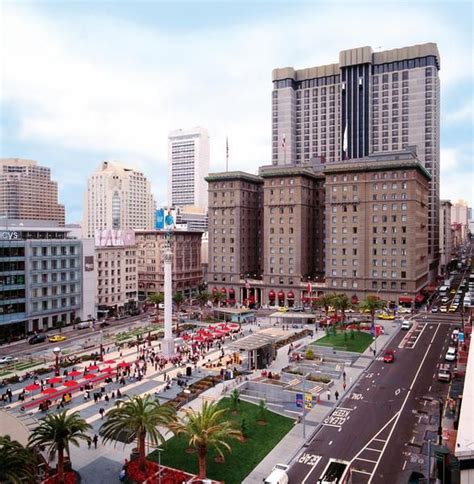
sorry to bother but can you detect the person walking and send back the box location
[343,381,347,391]
[88,438,91,449]
[92,434,98,449]
[327,389,331,401]
[335,390,339,401]
[99,407,105,419]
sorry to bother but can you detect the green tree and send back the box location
[332,293,352,326]
[317,294,336,323]
[0,435,38,483]
[358,295,386,329]
[258,399,268,422]
[148,292,164,307]
[230,389,240,413]
[196,291,210,309]
[169,401,241,479]
[212,291,226,307]
[28,411,91,484]
[305,348,315,360]
[100,395,175,464]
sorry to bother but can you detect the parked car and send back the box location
[99,321,110,328]
[48,334,67,343]
[29,334,46,345]
[278,306,289,313]
[431,306,439,313]
[440,305,448,313]
[383,349,395,363]
[451,329,460,342]
[0,356,18,365]
[264,464,289,484]
[437,364,452,382]
[77,321,90,329]
[401,320,412,330]
[445,347,457,362]
[291,306,304,312]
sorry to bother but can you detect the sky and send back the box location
[0,0,473,223]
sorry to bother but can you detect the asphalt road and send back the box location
[288,319,454,484]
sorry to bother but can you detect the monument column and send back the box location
[162,233,175,357]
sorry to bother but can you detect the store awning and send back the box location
[278,290,285,298]
[351,295,359,305]
[212,287,218,293]
[287,291,295,299]
[229,288,235,294]
[415,294,426,303]
[221,287,227,294]
[268,290,276,299]
[399,296,413,303]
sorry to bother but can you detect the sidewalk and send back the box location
[242,320,399,483]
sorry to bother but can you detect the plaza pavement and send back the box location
[1,319,401,483]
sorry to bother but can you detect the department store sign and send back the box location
[0,231,21,240]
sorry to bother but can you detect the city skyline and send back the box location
[0,1,472,222]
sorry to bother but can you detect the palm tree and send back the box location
[317,294,336,323]
[358,295,387,329]
[169,400,242,479]
[332,293,352,326]
[0,435,38,483]
[173,292,185,333]
[196,291,210,310]
[100,395,175,464]
[213,291,226,307]
[28,411,91,483]
[148,292,164,307]
[229,389,240,413]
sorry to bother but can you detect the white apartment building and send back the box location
[451,199,471,242]
[83,161,155,238]
[168,127,210,211]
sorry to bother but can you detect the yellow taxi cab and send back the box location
[278,306,289,313]
[379,313,395,320]
[48,334,67,343]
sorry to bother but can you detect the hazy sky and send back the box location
[0,0,472,222]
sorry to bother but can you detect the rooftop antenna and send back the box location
[226,136,229,172]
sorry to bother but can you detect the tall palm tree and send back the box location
[332,293,352,326]
[0,435,38,483]
[100,395,175,463]
[169,400,242,479]
[28,411,91,483]
[196,291,210,310]
[358,295,387,328]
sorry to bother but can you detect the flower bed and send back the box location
[127,460,202,484]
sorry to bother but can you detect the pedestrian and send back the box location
[93,434,98,449]
[343,382,347,391]
[335,390,339,401]
[99,407,105,419]
[88,438,91,449]
[342,370,346,381]
[327,390,331,401]
[373,348,376,357]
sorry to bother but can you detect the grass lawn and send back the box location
[148,398,294,484]
[312,330,373,353]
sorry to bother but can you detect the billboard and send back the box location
[155,209,165,229]
[84,255,94,272]
[94,229,136,247]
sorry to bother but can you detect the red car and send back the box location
[383,350,395,363]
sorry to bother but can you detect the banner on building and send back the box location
[94,229,136,247]
[155,209,165,229]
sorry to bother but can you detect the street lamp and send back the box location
[53,347,61,376]
[156,447,163,484]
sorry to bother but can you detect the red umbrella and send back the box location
[25,383,40,392]
[103,359,115,364]
[228,323,239,330]
[117,362,130,368]
[48,377,63,384]
[194,336,204,342]
[41,388,58,395]
[63,380,78,387]
[101,367,114,373]
[68,370,82,378]
[87,365,98,371]
[83,373,96,380]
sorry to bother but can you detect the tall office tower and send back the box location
[83,161,155,239]
[168,127,210,211]
[439,200,453,275]
[272,43,440,277]
[0,158,65,225]
[451,199,470,242]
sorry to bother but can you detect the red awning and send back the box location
[278,290,285,298]
[351,295,359,304]
[221,287,227,294]
[248,295,255,303]
[415,294,426,303]
[229,288,235,294]
[399,296,413,303]
[268,290,276,299]
[287,291,295,299]
[212,287,218,293]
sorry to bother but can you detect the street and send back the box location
[288,317,457,484]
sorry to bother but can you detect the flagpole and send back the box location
[226,136,229,172]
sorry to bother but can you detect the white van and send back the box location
[264,464,289,484]
[77,321,90,329]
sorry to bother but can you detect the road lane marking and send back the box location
[355,457,378,464]
[368,323,442,484]
[366,447,382,452]
[373,438,386,443]
[300,455,322,484]
[329,441,333,446]
[395,388,401,396]
[352,469,372,475]
[402,460,407,470]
